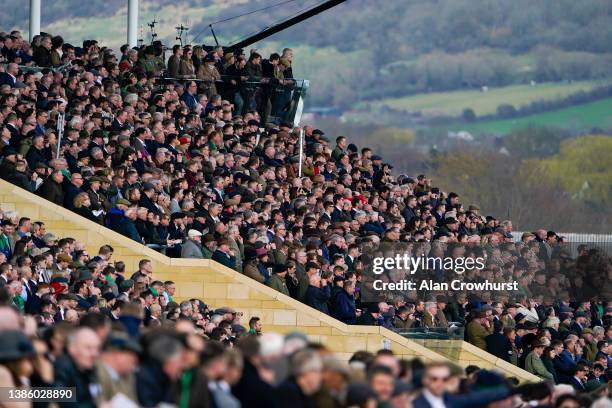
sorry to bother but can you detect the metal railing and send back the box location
[395,325,465,340]
[512,231,612,256]
[160,75,310,125]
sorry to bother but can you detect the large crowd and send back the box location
[0,28,610,407]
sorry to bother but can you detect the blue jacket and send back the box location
[119,219,142,243]
[305,284,331,314]
[76,294,98,310]
[106,207,125,230]
[212,250,236,270]
[0,72,16,87]
[554,350,581,384]
[363,221,386,235]
[181,92,198,110]
[331,288,357,324]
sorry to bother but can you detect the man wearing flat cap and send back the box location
[182,229,204,259]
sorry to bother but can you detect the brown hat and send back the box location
[116,198,131,206]
[57,253,72,263]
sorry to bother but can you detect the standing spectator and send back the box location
[331,279,358,324]
[267,263,289,296]
[486,321,514,364]
[467,311,493,350]
[197,55,221,97]
[305,273,330,314]
[167,45,182,78]
[33,35,52,67]
[179,47,196,79]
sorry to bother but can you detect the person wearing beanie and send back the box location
[267,263,289,296]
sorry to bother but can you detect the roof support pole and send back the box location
[127,0,139,47]
[29,0,41,42]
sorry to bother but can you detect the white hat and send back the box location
[188,229,203,239]
[31,247,50,256]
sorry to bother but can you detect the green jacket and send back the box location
[584,340,598,362]
[525,351,554,380]
[297,273,310,302]
[202,246,214,260]
[467,320,492,350]
[267,274,289,297]
[229,238,243,273]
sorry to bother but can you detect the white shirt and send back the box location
[423,389,446,408]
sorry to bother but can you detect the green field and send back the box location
[371,81,606,117]
[439,97,612,135]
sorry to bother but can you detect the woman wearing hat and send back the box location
[197,54,221,97]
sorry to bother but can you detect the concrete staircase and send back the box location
[0,178,538,381]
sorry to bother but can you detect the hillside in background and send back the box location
[4,0,612,111]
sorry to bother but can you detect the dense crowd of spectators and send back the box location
[0,29,611,406]
[0,211,609,408]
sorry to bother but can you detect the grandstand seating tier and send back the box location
[0,177,539,382]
